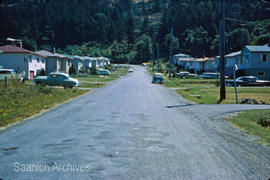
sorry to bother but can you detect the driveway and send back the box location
[0,66,270,180]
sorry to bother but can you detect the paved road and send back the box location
[0,66,270,180]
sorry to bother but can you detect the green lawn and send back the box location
[162,76,270,104]
[228,110,270,147]
[0,80,89,128]
[74,69,128,83]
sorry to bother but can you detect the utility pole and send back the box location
[219,0,226,102]
[152,47,155,72]
[157,44,159,72]
[169,26,173,80]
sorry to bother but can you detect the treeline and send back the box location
[0,0,269,64]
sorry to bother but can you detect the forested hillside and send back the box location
[0,0,270,64]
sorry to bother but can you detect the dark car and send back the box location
[152,73,163,84]
[226,76,270,87]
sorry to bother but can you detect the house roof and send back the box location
[35,50,70,59]
[0,45,34,54]
[225,51,241,57]
[193,57,215,62]
[245,44,270,52]
[174,53,191,57]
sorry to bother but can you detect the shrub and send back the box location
[257,118,270,128]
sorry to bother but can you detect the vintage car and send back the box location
[226,76,270,87]
[97,69,110,75]
[33,72,81,88]
[176,71,189,78]
[152,73,163,84]
[0,69,24,82]
[199,72,220,79]
[128,68,134,73]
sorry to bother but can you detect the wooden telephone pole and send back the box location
[219,0,226,101]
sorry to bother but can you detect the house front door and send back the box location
[30,71,34,79]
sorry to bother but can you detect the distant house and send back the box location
[82,56,110,70]
[97,57,110,68]
[188,57,216,74]
[173,53,194,67]
[203,57,216,72]
[189,58,205,74]
[35,50,72,74]
[72,55,84,74]
[238,44,270,80]
[223,44,270,79]
[0,45,45,79]
[225,51,241,77]
[82,57,94,71]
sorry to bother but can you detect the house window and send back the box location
[258,72,265,77]
[245,55,249,63]
[240,56,243,64]
[28,55,32,62]
[42,58,45,63]
[24,56,27,62]
[37,57,40,63]
[262,54,267,62]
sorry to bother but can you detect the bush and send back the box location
[90,67,97,75]
[257,118,270,128]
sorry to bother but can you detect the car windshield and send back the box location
[249,78,257,81]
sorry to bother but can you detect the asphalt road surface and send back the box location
[0,66,270,180]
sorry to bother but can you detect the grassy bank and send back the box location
[228,110,270,147]
[0,80,89,128]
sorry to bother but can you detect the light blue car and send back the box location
[33,72,81,88]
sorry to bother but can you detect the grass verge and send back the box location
[74,69,128,83]
[0,80,89,128]
[227,110,270,147]
[162,77,270,104]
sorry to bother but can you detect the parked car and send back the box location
[152,73,163,84]
[199,72,220,79]
[128,68,134,73]
[226,76,270,87]
[98,69,110,75]
[33,72,81,88]
[176,71,189,78]
[0,69,24,82]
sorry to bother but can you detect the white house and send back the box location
[0,45,45,79]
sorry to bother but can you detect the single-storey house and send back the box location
[189,58,205,74]
[238,44,270,80]
[173,53,194,67]
[35,50,72,74]
[97,57,110,68]
[72,55,84,74]
[225,51,241,77]
[203,57,216,72]
[0,45,45,79]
